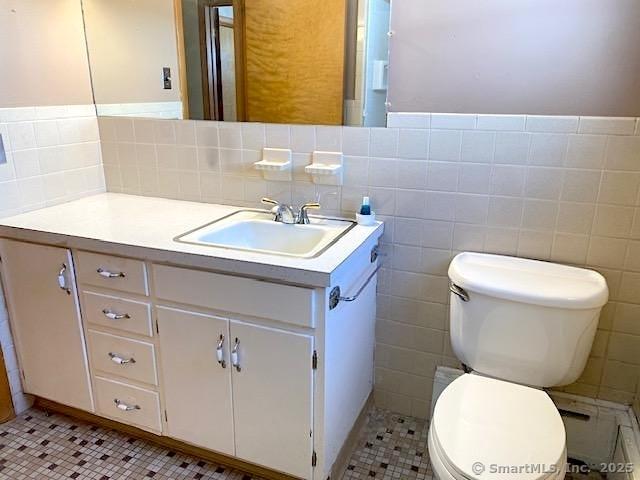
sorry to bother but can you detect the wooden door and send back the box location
[0,240,93,411]
[157,306,234,455]
[230,319,314,478]
[242,0,347,125]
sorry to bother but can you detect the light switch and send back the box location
[163,67,172,89]
[0,134,6,165]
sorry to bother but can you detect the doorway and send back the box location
[199,0,245,121]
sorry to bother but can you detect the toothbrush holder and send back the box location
[356,212,376,226]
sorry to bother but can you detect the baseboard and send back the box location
[328,391,374,479]
[34,398,299,480]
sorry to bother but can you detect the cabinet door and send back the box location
[157,306,234,455]
[230,320,314,479]
[0,240,93,411]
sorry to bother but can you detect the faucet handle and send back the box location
[297,202,321,224]
[261,197,279,207]
[300,202,321,211]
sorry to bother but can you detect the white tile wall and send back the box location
[96,102,183,120]
[0,105,106,218]
[0,277,33,414]
[0,104,106,413]
[59,112,640,418]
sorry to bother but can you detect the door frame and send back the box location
[198,0,247,121]
[173,0,190,120]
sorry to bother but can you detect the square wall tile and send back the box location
[461,131,495,163]
[398,129,429,159]
[565,134,607,168]
[598,171,640,206]
[605,136,640,171]
[493,132,530,165]
[370,128,398,157]
[429,130,462,161]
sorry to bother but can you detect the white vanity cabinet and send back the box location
[0,239,93,412]
[228,319,314,479]
[157,307,315,479]
[156,307,235,455]
[0,232,380,480]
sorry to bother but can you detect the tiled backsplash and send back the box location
[0,104,106,413]
[0,105,106,218]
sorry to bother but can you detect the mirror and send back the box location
[81,0,391,126]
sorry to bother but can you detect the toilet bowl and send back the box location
[429,374,566,480]
[428,253,608,480]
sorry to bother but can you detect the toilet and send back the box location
[428,252,609,480]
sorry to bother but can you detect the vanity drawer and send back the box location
[93,376,161,433]
[87,330,158,386]
[152,264,315,328]
[76,251,148,296]
[83,291,153,337]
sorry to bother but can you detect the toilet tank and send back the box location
[448,253,609,388]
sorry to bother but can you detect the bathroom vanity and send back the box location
[0,193,383,480]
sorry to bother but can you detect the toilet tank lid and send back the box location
[449,252,608,309]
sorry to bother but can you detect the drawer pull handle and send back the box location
[114,399,140,412]
[216,334,226,368]
[97,268,126,279]
[231,338,241,372]
[102,309,130,320]
[109,352,136,365]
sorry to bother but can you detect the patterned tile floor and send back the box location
[342,408,606,480]
[0,407,608,480]
[0,409,262,479]
[342,409,432,480]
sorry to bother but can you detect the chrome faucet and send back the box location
[261,198,321,224]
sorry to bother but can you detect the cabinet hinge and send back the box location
[312,450,317,467]
[164,410,168,422]
[312,350,318,370]
[156,319,160,335]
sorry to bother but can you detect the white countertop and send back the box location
[0,193,383,287]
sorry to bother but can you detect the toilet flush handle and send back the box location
[449,282,469,302]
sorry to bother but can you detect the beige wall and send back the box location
[388,0,640,117]
[0,0,94,107]
[82,0,181,105]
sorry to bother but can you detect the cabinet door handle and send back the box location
[216,334,226,368]
[109,352,136,365]
[97,268,126,279]
[57,264,71,295]
[231,338,241,372]
[102,309,130,320]
[114,399,140,411]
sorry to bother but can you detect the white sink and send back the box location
[175,210,356,258]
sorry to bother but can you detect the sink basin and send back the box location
[175,210,356,258]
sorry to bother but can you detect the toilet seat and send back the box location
[429,374,566,480]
